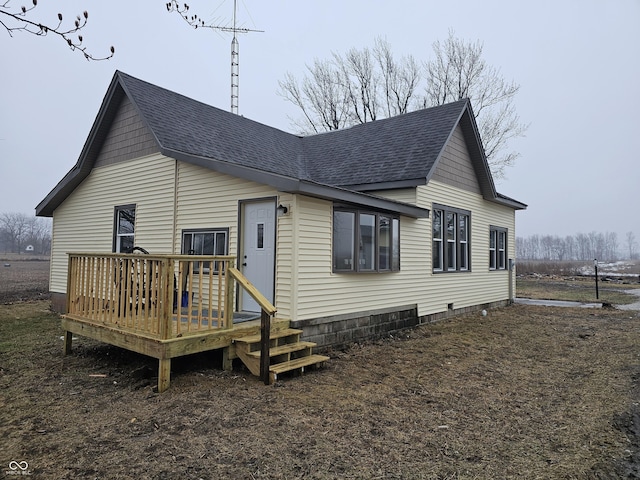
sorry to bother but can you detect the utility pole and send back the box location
[594,259,599,300]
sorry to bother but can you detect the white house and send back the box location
[37,71,526,351]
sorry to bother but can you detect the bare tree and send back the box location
[279,37,422,135]
[337,46,379,125]
[279,62,351,134]
[24,216,51,254]
[518,231,624,262]
[279,34,526,178]
[0,213,51,254]
[373,37,421,117]
[627,231,638,260]
[0,212,28,253]
[0,0,114,60]
[423,31,527,179]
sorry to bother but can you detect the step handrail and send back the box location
[227,267,276,315]
[227,266,276,384]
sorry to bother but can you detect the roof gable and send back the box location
[431,124,481,194]
[36,71,525,217]
[94,95,158,168]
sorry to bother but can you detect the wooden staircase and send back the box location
[234,328,329,384]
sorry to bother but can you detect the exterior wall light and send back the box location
[277,204,289,217]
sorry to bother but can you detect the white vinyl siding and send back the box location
[275,193,295,319]
[370,188,417,205]
[289,181,514,322]
[417,180,515,315]
[49,136,517,323]
[174,162,288,315]
[49,154,176,293]
[174,162,277,257]
[290,196,429,322]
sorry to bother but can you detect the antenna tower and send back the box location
[230,0,240,114]
[168,1,263,115]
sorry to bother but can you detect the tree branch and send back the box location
[166,1,262,33]
[0,1,114,61]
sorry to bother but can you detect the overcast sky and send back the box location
[1,0,639,243]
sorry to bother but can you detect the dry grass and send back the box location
[517,276,640,305]
[2,300,640,478]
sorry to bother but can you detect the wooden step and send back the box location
[234,328,302,345]
[245,341,317,359]
[269,354,330,383]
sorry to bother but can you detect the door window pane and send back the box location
[257,223,264,249]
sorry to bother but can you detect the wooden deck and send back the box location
[63,253,284,391]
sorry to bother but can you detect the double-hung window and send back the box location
[182,228,229,273]
[459,214,469,271]
[432,204,470,273]
[333,207,400,273]
[113,205,136,253]
[489,227,507,270]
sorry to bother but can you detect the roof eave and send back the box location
[169,150,429,218]
[339,178,427,192]
[492,193,528,210]
[294,181,430,218]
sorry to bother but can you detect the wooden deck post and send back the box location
[159,258,172,340]
[259,309,271,385]
[224,260,235,329]
[222,345,234,372]
[158,358,171,393]
[63,331,73,355]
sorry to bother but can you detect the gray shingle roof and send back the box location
[301,100,466,187]
[118,72,304,179]
[36,71,525,217]
[119,71,468,187]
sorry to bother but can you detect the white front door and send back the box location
[240,200,276,312]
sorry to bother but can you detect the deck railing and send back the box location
[66,253,247,340]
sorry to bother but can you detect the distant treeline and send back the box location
[0,212,51,254]
[516,231,638,262]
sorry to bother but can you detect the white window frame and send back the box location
[432,209,443,271]
[433,204,471,273]
[446,211,457,271]
[182,228,229,273]
[489,226,508,271]
[113,205,136,253]
[459,214,469,271]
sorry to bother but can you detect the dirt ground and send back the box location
[2,261,640,478]
[0,256,50,304]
